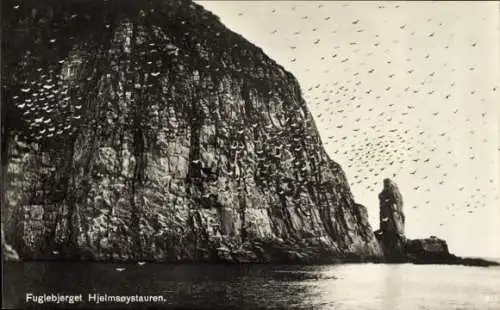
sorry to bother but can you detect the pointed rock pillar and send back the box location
[375,178,406,261]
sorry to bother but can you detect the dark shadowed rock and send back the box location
[1,0,382,262]
[2,225,19,261]
[406,237,499,266]
[374,178,406,260]
[406,236,449,260]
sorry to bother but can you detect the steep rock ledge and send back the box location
[1,0,382,262]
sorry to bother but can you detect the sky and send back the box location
[198,1,500,258]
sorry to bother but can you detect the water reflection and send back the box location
[4,262,500,309]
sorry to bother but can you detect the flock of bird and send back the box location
[7,1,499,251]
[201,1,499,238]
[11,65,83,140]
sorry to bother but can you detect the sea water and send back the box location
[3,261,500,309]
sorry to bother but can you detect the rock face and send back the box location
[405,237,498,266]
[2,0,382,262]
[2,225,19,261]
[374,178,406,261]
[406,237,450,260]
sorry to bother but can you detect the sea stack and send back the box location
[373,179,499,266]
[375,178,406,261]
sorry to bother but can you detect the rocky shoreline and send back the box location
[3,176,496,266]
[3,255,498,267]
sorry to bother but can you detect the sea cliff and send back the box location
[1,0,382,263]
